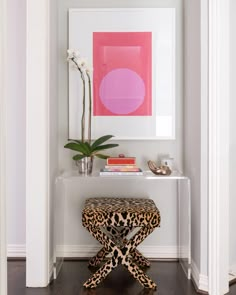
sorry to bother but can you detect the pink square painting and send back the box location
[93,32,152,116]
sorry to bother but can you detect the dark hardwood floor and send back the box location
[7,260,236,295]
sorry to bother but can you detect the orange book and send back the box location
[107,157,136,166]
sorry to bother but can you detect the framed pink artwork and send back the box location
[93,32,152,117]
[69,8,176,139]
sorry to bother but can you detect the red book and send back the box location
[107,157,136,166]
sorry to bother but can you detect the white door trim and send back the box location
[24,0,231,292]
[0,0,7,293]
[200,0,209,289]
[0,95,7,293]
[26,0,50,287]
[208,0,230,294]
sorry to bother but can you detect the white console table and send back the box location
[54,170,191,279]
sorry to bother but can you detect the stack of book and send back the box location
[100,157,143,176]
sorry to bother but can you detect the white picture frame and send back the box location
[68,8,176,140]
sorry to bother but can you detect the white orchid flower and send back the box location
[72,57,80,65]
[67,49,81,60]
[86,65,93,74]
[67,56,77,68]
[75,58,87,72]
[73,50,80,58]
[65,49,94,144]
[67,49,91,75]
[67,49,74,59]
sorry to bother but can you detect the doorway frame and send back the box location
[0,0,7,293]
[208,0,230,294]
[23,0,230,294]
[26,0,51,287]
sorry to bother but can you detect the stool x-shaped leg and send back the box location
[89,226,150,268]
[84,225,157,289]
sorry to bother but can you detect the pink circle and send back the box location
[99,68,145,115]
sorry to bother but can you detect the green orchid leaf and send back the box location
[64,142,89,155]
[84,142,92,154]
[78,142,92,155]
[68,139,83,144]
[73,154,86,161]
[95,154,110,159]
[92,143,119,152]
[91,135,114,150]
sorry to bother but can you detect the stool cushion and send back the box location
[82,197,161,228]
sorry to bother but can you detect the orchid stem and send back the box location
[86,72,92,144]
[80,71,86,143]
[72,57,86,143]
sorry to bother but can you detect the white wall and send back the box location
[49,0,59,272]
[58,0,184,252]
[184,0,208,282]
[6,0,26,250]
[183,0,200,272]
[229,0,236,271]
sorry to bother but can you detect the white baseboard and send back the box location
[53,258,63,280]
[49,258,54,283]
[7,244,179,260]
[56,244,179,259]
[7,244,179,259]
[229,264,236,283]
[191,259,209,293]
[7,244,26,257]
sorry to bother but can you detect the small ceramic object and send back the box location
[160,157,174,170]
[147,160,172,176]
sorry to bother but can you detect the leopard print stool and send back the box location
[82,197,161,290]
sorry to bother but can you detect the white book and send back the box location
[105,165,138,169]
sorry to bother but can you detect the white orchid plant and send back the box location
[65,49,119,161]
[67,49,92,142]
